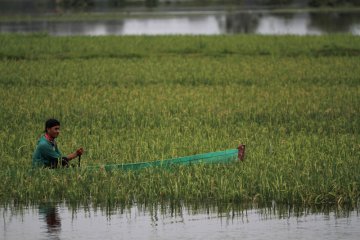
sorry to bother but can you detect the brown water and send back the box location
[1,203,359,240]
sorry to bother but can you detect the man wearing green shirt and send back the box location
[32,119,84,168]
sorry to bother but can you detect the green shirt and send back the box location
[32,135,62,167]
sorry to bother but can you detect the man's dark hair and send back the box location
[45,119,60,132]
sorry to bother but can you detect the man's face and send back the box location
[47,125,60,138]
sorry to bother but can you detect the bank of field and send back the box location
[0,34,359,208]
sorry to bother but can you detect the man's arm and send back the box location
[65,148,84,161]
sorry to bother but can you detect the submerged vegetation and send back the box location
[0,34,359,209]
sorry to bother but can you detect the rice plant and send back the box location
[0,34,359,209]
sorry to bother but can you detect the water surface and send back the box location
[1,10,360,35]
[1,203,359,240]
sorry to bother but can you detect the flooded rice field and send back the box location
[1,1,359,240]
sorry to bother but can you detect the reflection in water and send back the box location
[0,11,360,35]
[38,204,61,239]
[226,11,360,35]
[309,11,360,33]
[1,203,359,240]
[0,20,125,36]
[351,24,360,35]
[52,20,125,36]
[255,13,323,35]
[225,12,259,34]
[122,16,225,35]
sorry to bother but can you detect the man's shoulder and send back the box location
[37,136,51,148]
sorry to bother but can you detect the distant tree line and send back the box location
[308,0,360,7]
[57,0,95,8]
[55,0,360,7]
[56,0,158,8]
[51,0,360,8]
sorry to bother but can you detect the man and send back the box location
[32,118,84,168]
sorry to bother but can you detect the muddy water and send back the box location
[1,203,359,240]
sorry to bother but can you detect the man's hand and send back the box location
[66,148,84,161]
[76,148,84,156]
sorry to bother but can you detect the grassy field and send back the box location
[0,34,359,209]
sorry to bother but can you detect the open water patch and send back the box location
[1,10,360,36]
[1,202,359,240]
